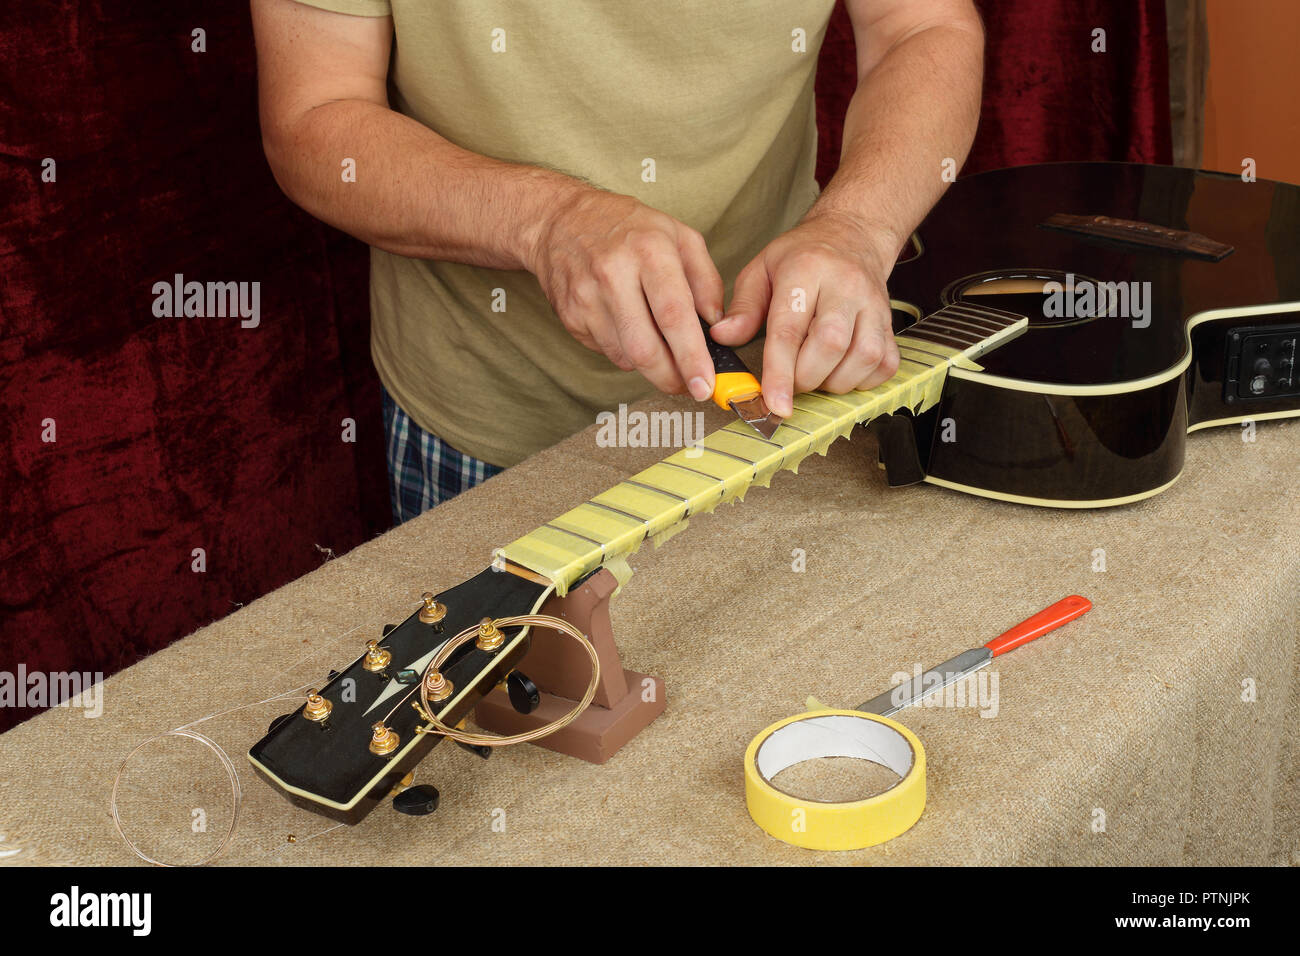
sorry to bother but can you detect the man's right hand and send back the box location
[253,0,723,401]
[526,189,725,401]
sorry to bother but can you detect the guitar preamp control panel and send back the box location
[1224,325,1299,401]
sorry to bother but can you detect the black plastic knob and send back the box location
[455,741,492,760]
[392,784,440,816]
[507,671,541,715]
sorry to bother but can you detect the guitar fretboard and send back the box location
[499,302,1027,593]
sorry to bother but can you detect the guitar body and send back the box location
[882,162,1300,507]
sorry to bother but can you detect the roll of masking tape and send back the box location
[744,709,926,851]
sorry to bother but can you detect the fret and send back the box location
[662,448,755,502]
[946,301,1024,324]
[637,461,724,497]
[774,419,812,436]
[554,508,647,559]
[499,306,1028,593]
[897,353,936,370]
[705,429,782,478]
[659,459,725,482]
[623,479,688,502]
[593,484,688,537]
[720,420,785,450]
[552,502,643,543]
[935,312,1003,335]
[911,303,1023,342]
[901,328,972,350]
[586,499,652,524]
[694,444,758,467]
[502,525,602,586]
[788,393,874,450]
[662,449,746,481]
[544,523,605,548]
[636,462,730,516]
[923,316,1004,339]
[897,341,957,365]
[913,315,985,337]
[787,395,847,427]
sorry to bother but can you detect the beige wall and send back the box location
[1202,0,1300,184]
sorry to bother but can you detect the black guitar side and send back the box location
[878,163,1299,506]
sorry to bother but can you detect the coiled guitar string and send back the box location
[411,614,600,746]
[110,687,312,867]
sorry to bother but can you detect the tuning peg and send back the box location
[507,671,541,715]
[302,690,332,722]
[392,784,440,816]
[475,618,504,650]
[368,721,400,755]
[363,639,392,673]
[418,592,446,625]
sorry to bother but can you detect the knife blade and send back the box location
[857,595,1092,716]
[699,317,782,438]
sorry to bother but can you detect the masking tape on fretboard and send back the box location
[499,310,1026,594]
[744,709,926,851]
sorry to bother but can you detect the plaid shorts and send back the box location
[382,387,502,524]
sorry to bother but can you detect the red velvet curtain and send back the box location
[0,2,388,731]
[816,0,1173,182]
[0,1,1171,732]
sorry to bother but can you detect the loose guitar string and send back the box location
[109,611,401,865]
[110,685,313,867]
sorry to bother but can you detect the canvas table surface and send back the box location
[1,395,1296,867]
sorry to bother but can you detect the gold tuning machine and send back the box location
[418,591,446,625]
[302,690,332,722]
[363,639,392,672]
[369,721,400,756]
[423,669,454,702]
[475,618,505,651]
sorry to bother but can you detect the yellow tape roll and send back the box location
[744,709,926,851]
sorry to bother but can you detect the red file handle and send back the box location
[983,595,1092,657]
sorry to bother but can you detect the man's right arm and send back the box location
[251,0,721,399]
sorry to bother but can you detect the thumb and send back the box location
[712,258,771,345]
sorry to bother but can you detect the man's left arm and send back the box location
[710,0,984,418]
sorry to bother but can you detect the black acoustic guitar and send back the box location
[875,162,1300,506]
[250,162,1299,824]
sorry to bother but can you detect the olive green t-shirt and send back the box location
[297,0,835,466]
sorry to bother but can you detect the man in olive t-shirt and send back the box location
[251,0,984,519]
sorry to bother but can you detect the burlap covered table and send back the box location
[1,393,1297,866]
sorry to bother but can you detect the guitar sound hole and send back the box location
[942,269,1110,329]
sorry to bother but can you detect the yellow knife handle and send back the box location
[701,317,761,409]
[712,371,762,410]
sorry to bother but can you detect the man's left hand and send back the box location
[708,212,900,419]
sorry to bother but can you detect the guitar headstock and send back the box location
[248,566,551,824]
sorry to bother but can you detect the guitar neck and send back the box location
[499,302,1028,594]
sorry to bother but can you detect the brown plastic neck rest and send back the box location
[474,569,665,763]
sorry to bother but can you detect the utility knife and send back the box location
[700,317,782,438]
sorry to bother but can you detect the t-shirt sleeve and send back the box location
[289,0,392,16]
